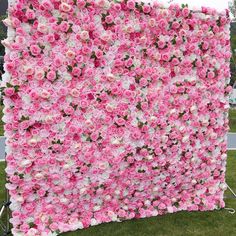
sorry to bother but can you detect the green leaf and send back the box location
[67,65,73,72]
[136,101,142,110]
[57,17,63,25]
[67,23,73,33]
[20,115,29,122]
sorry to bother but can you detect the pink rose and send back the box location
[30,45,41,56]
[131,129,141,140]
[25,9,35,20]
[23,65,35,75]
[66,50,76,59]
[80,30,89,41]
[60,21,70,32]
[127,0,135,10]
[41,0,54,10]
[142,5,151,14]
[37,23,48,34]
[202,42,209,50]
[4,87,15,97]
[84,68,94,78]
[95,49,103,59]
[70,88,80,97]
[207,71,215,79]
[47,70,56,81]
[35,69,45,80]
[141,102,148,110]
[148,18,156,27]
[182,7,190,17]
[72,67,81,76]
[172,21,180,29]
[59,3,72,12]
[161,52,170,61]
[116,117,125,126]
[40,89,50,99]
[54,57,63,67]
[105,15,113,24]
[158,40,166,49]
[139,77,148,87]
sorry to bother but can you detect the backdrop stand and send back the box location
[224,183,236,214]
[0,158,11,236]
[0,199,11,235]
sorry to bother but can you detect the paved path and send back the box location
[0,134,236,161]
[228,133,236,150]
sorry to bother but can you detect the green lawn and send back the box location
[0,105,3,136]
[229,109,236,132]
[0,151,236,236]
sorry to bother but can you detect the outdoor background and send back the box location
[0,1,235,236]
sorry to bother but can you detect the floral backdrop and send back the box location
[1,0,231,235]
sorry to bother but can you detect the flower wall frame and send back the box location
[1,0,231,235]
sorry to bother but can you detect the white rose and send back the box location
[20,159,32,168]
[35,173,44,180]
[182,135,189,143]
[91,218,98,226]
[37,23,48,34]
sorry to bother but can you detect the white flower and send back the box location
[35,173,44,180]
[60,197,69,203]
[91,218,98,226]
[37,23,48,34]
[182,135,189,143]
[20,159,32,168]
[219,183,227,191]
[111,137,123,145]
[93,205,101,211]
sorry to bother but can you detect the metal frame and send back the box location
[224,183,236,214]
[0,159,11,235]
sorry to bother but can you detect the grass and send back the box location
[229,109,236,132]
[0,105,3,136]
[0,151,235,236]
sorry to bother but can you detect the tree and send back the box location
[0,14,7,56]
[229,0,236,21]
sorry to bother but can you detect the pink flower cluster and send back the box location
[1,0,231,235]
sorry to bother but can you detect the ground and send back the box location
[229,109,236,132]
[0,151,235,236]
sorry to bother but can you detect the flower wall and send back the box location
[1,0,231,235]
